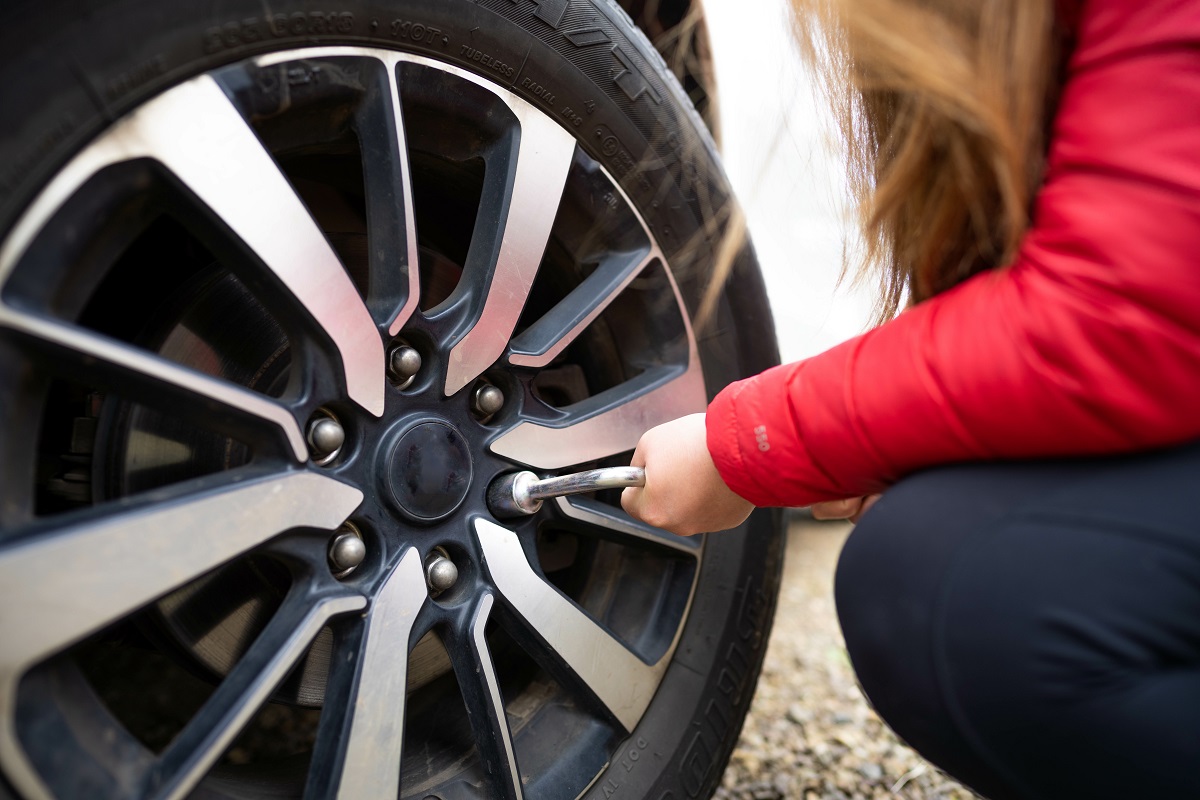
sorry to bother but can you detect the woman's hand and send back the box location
[810,494,881,523]
[621,413,754,536]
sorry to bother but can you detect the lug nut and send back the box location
[389,345,422,389]
[328,528,367,577]
[307,414,345,463]
[425,553,459,594]
[471,383,504,419]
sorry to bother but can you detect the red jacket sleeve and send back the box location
[707,0,1200,507]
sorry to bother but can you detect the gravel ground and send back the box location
[715,518,981,800]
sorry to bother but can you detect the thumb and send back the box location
[622,435,650,517]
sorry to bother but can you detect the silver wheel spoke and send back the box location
[475,520,665,732]
[335,547,427,800]
[452,594,523,800]
[444,108,577,395]
[383,57,422,336]
[137,77,384,416]
[0,470,362,800]
[490,356,707,470]
[260,50,422,336]
[554,496,701,555]
[508,249,656,369]
[0,74,384,416]
[0,306,307,462]
[0,470,361,671]
[148,593,365,800]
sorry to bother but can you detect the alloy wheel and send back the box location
[0,48,712,800]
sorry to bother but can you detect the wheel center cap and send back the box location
[386,421,473,522]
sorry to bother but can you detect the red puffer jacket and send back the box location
[706,0,1200,508]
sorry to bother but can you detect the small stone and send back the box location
[787,703,813,725]
[858,763,884,782]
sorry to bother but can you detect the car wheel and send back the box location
[0,1,782,798]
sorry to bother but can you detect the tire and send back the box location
[0,2,782,799]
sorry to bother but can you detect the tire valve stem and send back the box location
[487,467,646,518]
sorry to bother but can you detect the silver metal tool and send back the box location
[487,466,646,517]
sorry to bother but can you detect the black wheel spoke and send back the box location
[0,307,307,462]
[449,594,524,800]
[140,76,384,416]
[0,470,361,675]
[151,77,384,416]
[0,74,385,417]
[553,495,702,555]
[0,469,362,800]
[376,56,422,336]
[508,248,657,369]
[145,590,365,800]
[489,247,707,470]
[442,101,577,396]
[474,519,665,732]
[491,360,708,470]
[254,52,423,336]
[309,547,426,800]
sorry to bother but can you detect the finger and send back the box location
[849,494,881,524]
[811,497,864,520]
[620,485,644,519]
[628,438,648,469]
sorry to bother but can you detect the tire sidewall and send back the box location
[2,0,723,273]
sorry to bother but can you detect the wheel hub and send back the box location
[385,419,473,522]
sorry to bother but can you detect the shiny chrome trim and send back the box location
[336,547,427,800]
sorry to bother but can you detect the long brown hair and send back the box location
[794,0,1059,321]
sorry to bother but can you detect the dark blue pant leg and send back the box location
[834,443,1200,800]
